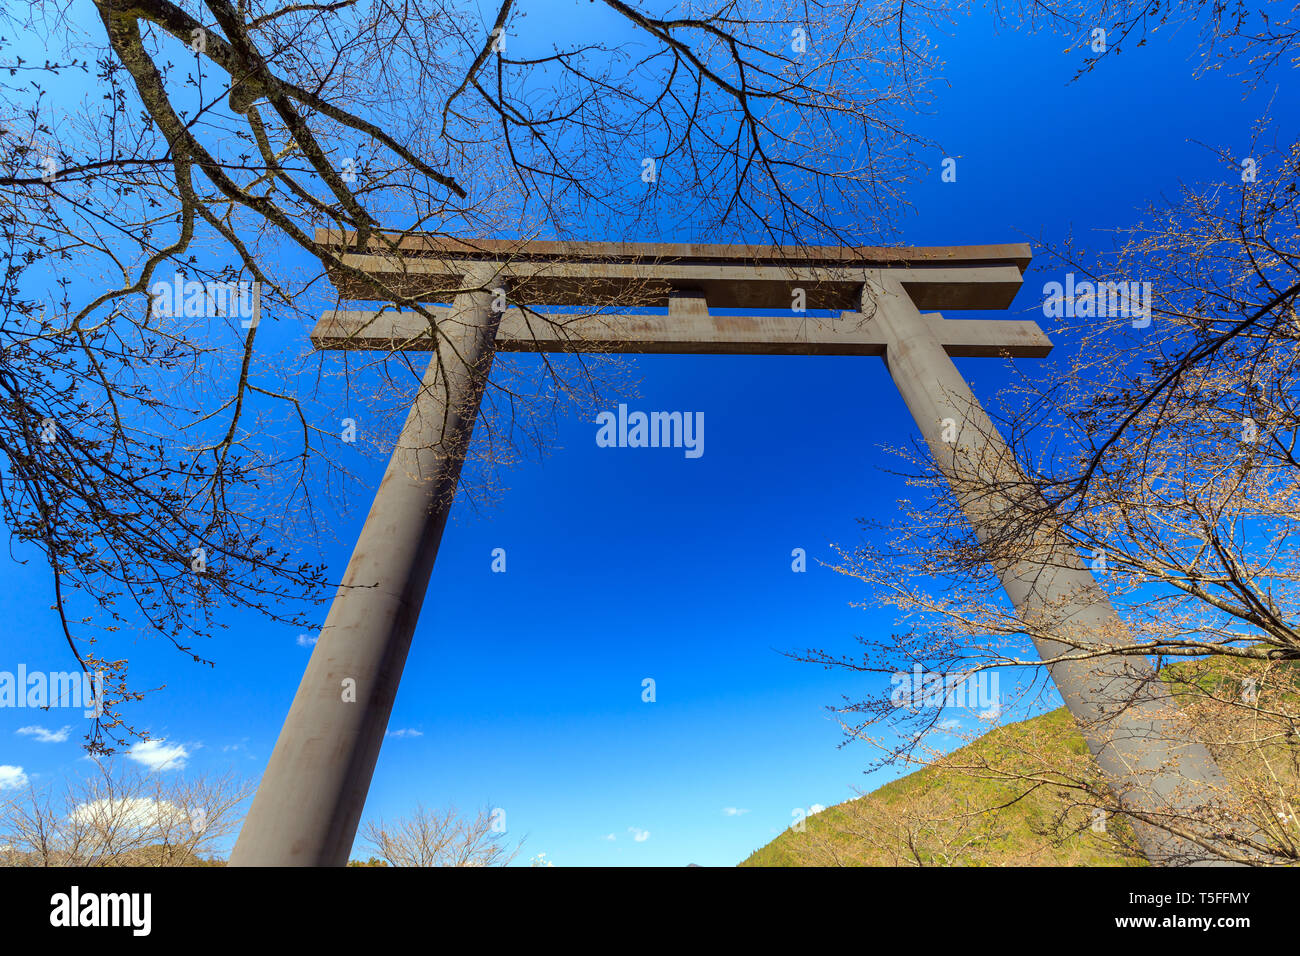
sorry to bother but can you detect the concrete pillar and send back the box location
[869,276,1247,866]
[230,269,501,866]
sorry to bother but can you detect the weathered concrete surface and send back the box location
[313,232,1031,310]
[869,276,1248,866]
[230,270,501,866]
[310,307,1052,358]
[326,256,1026,311]
[316,229,1032,270]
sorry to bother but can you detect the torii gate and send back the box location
[229,233,1240,866]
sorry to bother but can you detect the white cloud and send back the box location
[127,739,189,771]
[385,728,423,739]
[0,766,29,790]
[69,797,189,835]
[296,634,318,647]
[722,807,750,816]
[808,803,825,816]
[602,833,616,841]
[628,826,649,843]
[938,718,962,731]
[17,725,70,744]
[980,702,1003,720]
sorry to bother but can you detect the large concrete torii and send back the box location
[230,233,1241,866]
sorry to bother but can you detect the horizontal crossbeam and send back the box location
[317,231,1033,269]
[326,259,1025,312]
[316,232,1031,311]
[311,307,1053,358]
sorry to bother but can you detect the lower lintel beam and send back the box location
[310,309,1053,359]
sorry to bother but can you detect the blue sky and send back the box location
[2,2,1295,866]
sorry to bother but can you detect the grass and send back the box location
[740,656,1299,867]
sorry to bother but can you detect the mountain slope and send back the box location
[741,707,1146,866]
[741,657,1299,866]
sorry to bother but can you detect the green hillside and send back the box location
[741,707,1146,867]
[741,657,1300,867]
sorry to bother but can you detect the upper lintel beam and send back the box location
[314,230,1032,272]
[323,256,1027,311]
